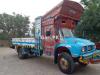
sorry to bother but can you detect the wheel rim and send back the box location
[60,58,69,70]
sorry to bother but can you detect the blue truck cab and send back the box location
[52,28,100,74]
[56,37,95,57]
[55,28,96,62]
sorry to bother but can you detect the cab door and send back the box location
[43,25,56,56]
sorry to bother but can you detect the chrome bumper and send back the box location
[90,50,100,64]
[79,50,100,64]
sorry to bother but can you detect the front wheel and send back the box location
[58,52,75,74]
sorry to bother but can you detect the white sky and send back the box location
[0,0,81,23]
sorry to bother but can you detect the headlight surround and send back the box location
[82,47,86,52]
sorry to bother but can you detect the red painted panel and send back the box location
[96,43,100,50]
[41,0,84,56]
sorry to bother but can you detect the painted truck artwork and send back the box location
[11,0,100,74]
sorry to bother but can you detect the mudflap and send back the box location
[90,50,100,64]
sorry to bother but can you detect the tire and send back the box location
[18,48,28,59]
[40,50,43,56]
[58,52,75,74]
[78,62,88,67]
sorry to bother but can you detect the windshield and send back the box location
[61,28,74,37]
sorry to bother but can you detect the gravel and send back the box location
[0,47,100,75]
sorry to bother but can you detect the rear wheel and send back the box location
[18,48,28,59]
[58,52,75,74]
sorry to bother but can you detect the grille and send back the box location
[84,46,87,51]
[83,45,94,52]
[88,45,94,51]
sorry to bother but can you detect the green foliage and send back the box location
[31,24,35,37]
[0,13,30,40]
[75,0,100,42]
[0,33,8,40]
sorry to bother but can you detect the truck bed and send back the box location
[12,38,36,47]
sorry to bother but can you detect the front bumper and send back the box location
[90,50,100,64]
[79,50,100,64]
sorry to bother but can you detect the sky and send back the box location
[0,0,81,23]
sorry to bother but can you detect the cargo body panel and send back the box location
[42,0,84,56]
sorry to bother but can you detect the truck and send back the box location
[11,0,100,74]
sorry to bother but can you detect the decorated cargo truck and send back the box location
[11,0,100,74]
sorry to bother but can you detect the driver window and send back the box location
[59,30,63,39]
[46,31,51,36]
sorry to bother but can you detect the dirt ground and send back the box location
[0,47,100,75]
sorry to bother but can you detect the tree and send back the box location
[0,13,30,40]
[0,13,14,39]
[13,13,30,37]
[75,0,100,42]
[31,22,35,37]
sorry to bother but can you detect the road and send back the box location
[0,47,100,75]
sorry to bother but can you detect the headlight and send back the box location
[82,47,85,52]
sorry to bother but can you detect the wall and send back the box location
[0,40,9,47]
